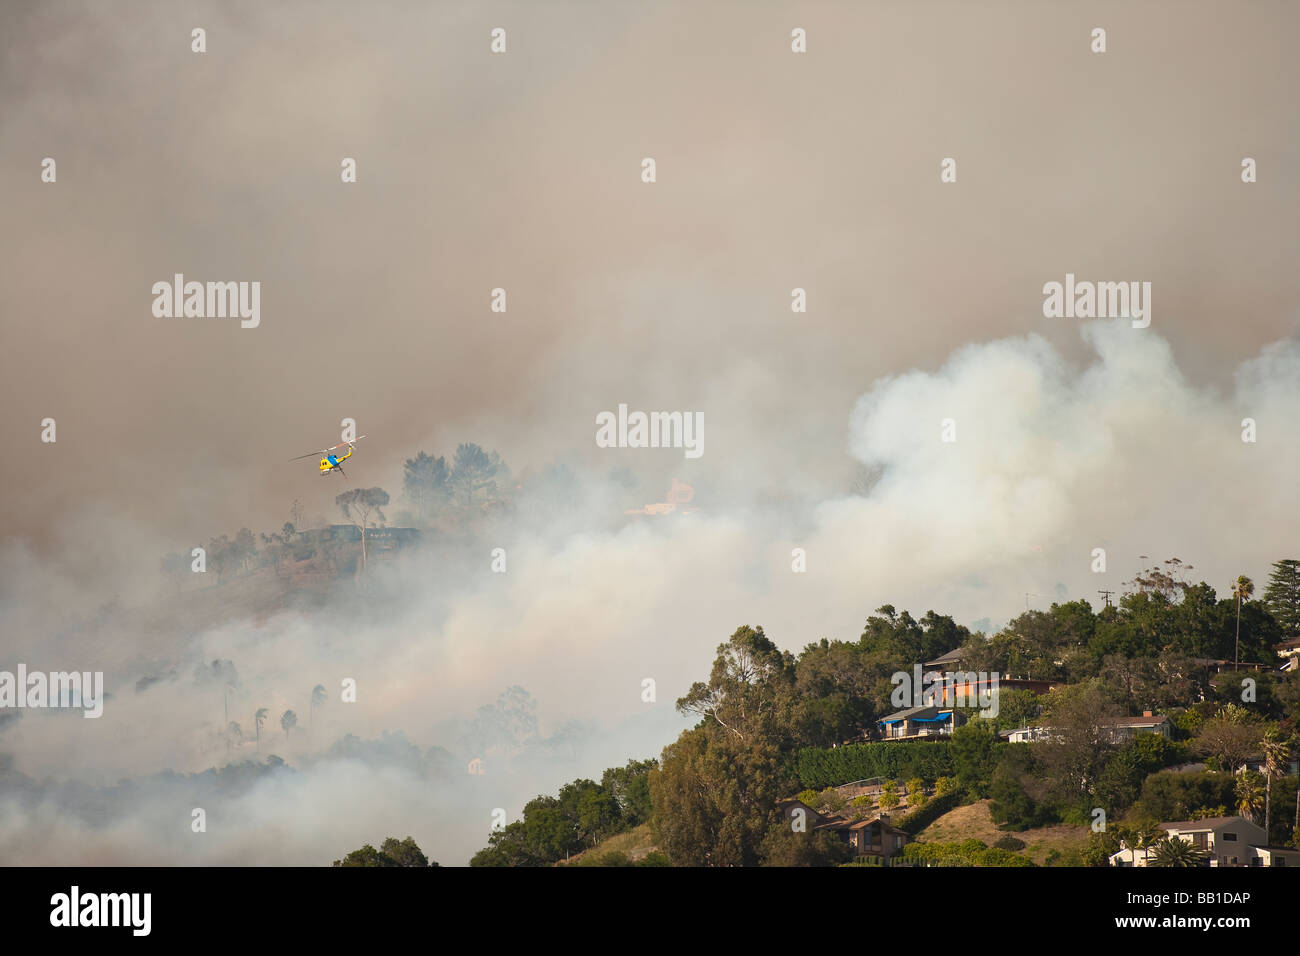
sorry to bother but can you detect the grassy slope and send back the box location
[914,799,1090,865]
[556,823,658,866]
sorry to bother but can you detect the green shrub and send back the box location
[795,742,957,790]
[895,790,961,834]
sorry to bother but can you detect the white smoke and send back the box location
[1,319,1296,864]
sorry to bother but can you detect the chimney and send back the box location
[1142,710,1153,718]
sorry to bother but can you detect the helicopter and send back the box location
[290,435,366,478]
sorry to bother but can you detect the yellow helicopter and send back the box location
[290,435,366,478]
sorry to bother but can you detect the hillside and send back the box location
[556,824,659,866]
[914,799,1091,866]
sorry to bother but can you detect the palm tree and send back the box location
[254,707,268,752]
[227,721,243,746]
[1232,575,1254,669]
[1114,822,1162,866]
[1150,837,1210,867]
[310,684,327,733]
[1262,729,1294,841]
[1112,824,1135,863]
[1133,822,1164,866]
[281,709,298,740]
[1235,769,1266,824]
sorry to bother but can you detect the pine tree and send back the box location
[1263,559,1300,638]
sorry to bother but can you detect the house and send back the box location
[818,814,911,861]
[1108,815,1300,867]
[291,525,422,573]
[363,526,422,554]
[1197,657,1268,674]
[922,648,966,671]
[877,706,965,740]
[1098,713,1172,742]
[919,651,1057,698]
[1275,637,1300,672]
[999,712,1170,745]
[777,800,911,862]
[1250,845,1300,867]
[1002,726,1053,743]
[296,524,362,545]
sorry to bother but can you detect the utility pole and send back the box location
[1098,589,1114,609]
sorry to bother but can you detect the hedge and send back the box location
[795,742,954,790]
[900,840,1034,867]
[893,790,961,834]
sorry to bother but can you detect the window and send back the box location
[1222,832,1237,841]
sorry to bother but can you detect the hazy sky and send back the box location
[0,1,1297,865]
[3,1,1296,555]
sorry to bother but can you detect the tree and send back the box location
[599,759,657,827]
[231,527,257,572]
[194,660,240,728]
[281,709,298,740]
[260,523,296,575]
[1094,734,1182,813]
[227,721,242,750]
[460,686,540,757]
[403,451,449,521]
[207,534,234,582]
[950,721,998,796]
[905,778,926,808]
[448,443,506,508]
[335,487,390,573]
[1195,704,1262,773]
[159,552,188,591]
[1126,558,1195,602]
[380,836,435,867]
[1130,820,1165,867]
[759,825,853,866]
[573,785,620,848]
[857,606,971,670]
[310,683,327,733]
[676,626,795,744]
[649,727,790,867]
[1235,770,1266,824]
[1084,828,1122,867]
[1231,575,1255,669]
[1261,729,1293,839]
[333,836,437,867]
[989,745,1044,829]
[1035,679,1125,802]
[788,638,877,746]
[1134,770,1234,822]
[878,780,900,811]
[1263,559,1300,638]
[254,707,267,752]
[1149,836,1209,867]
